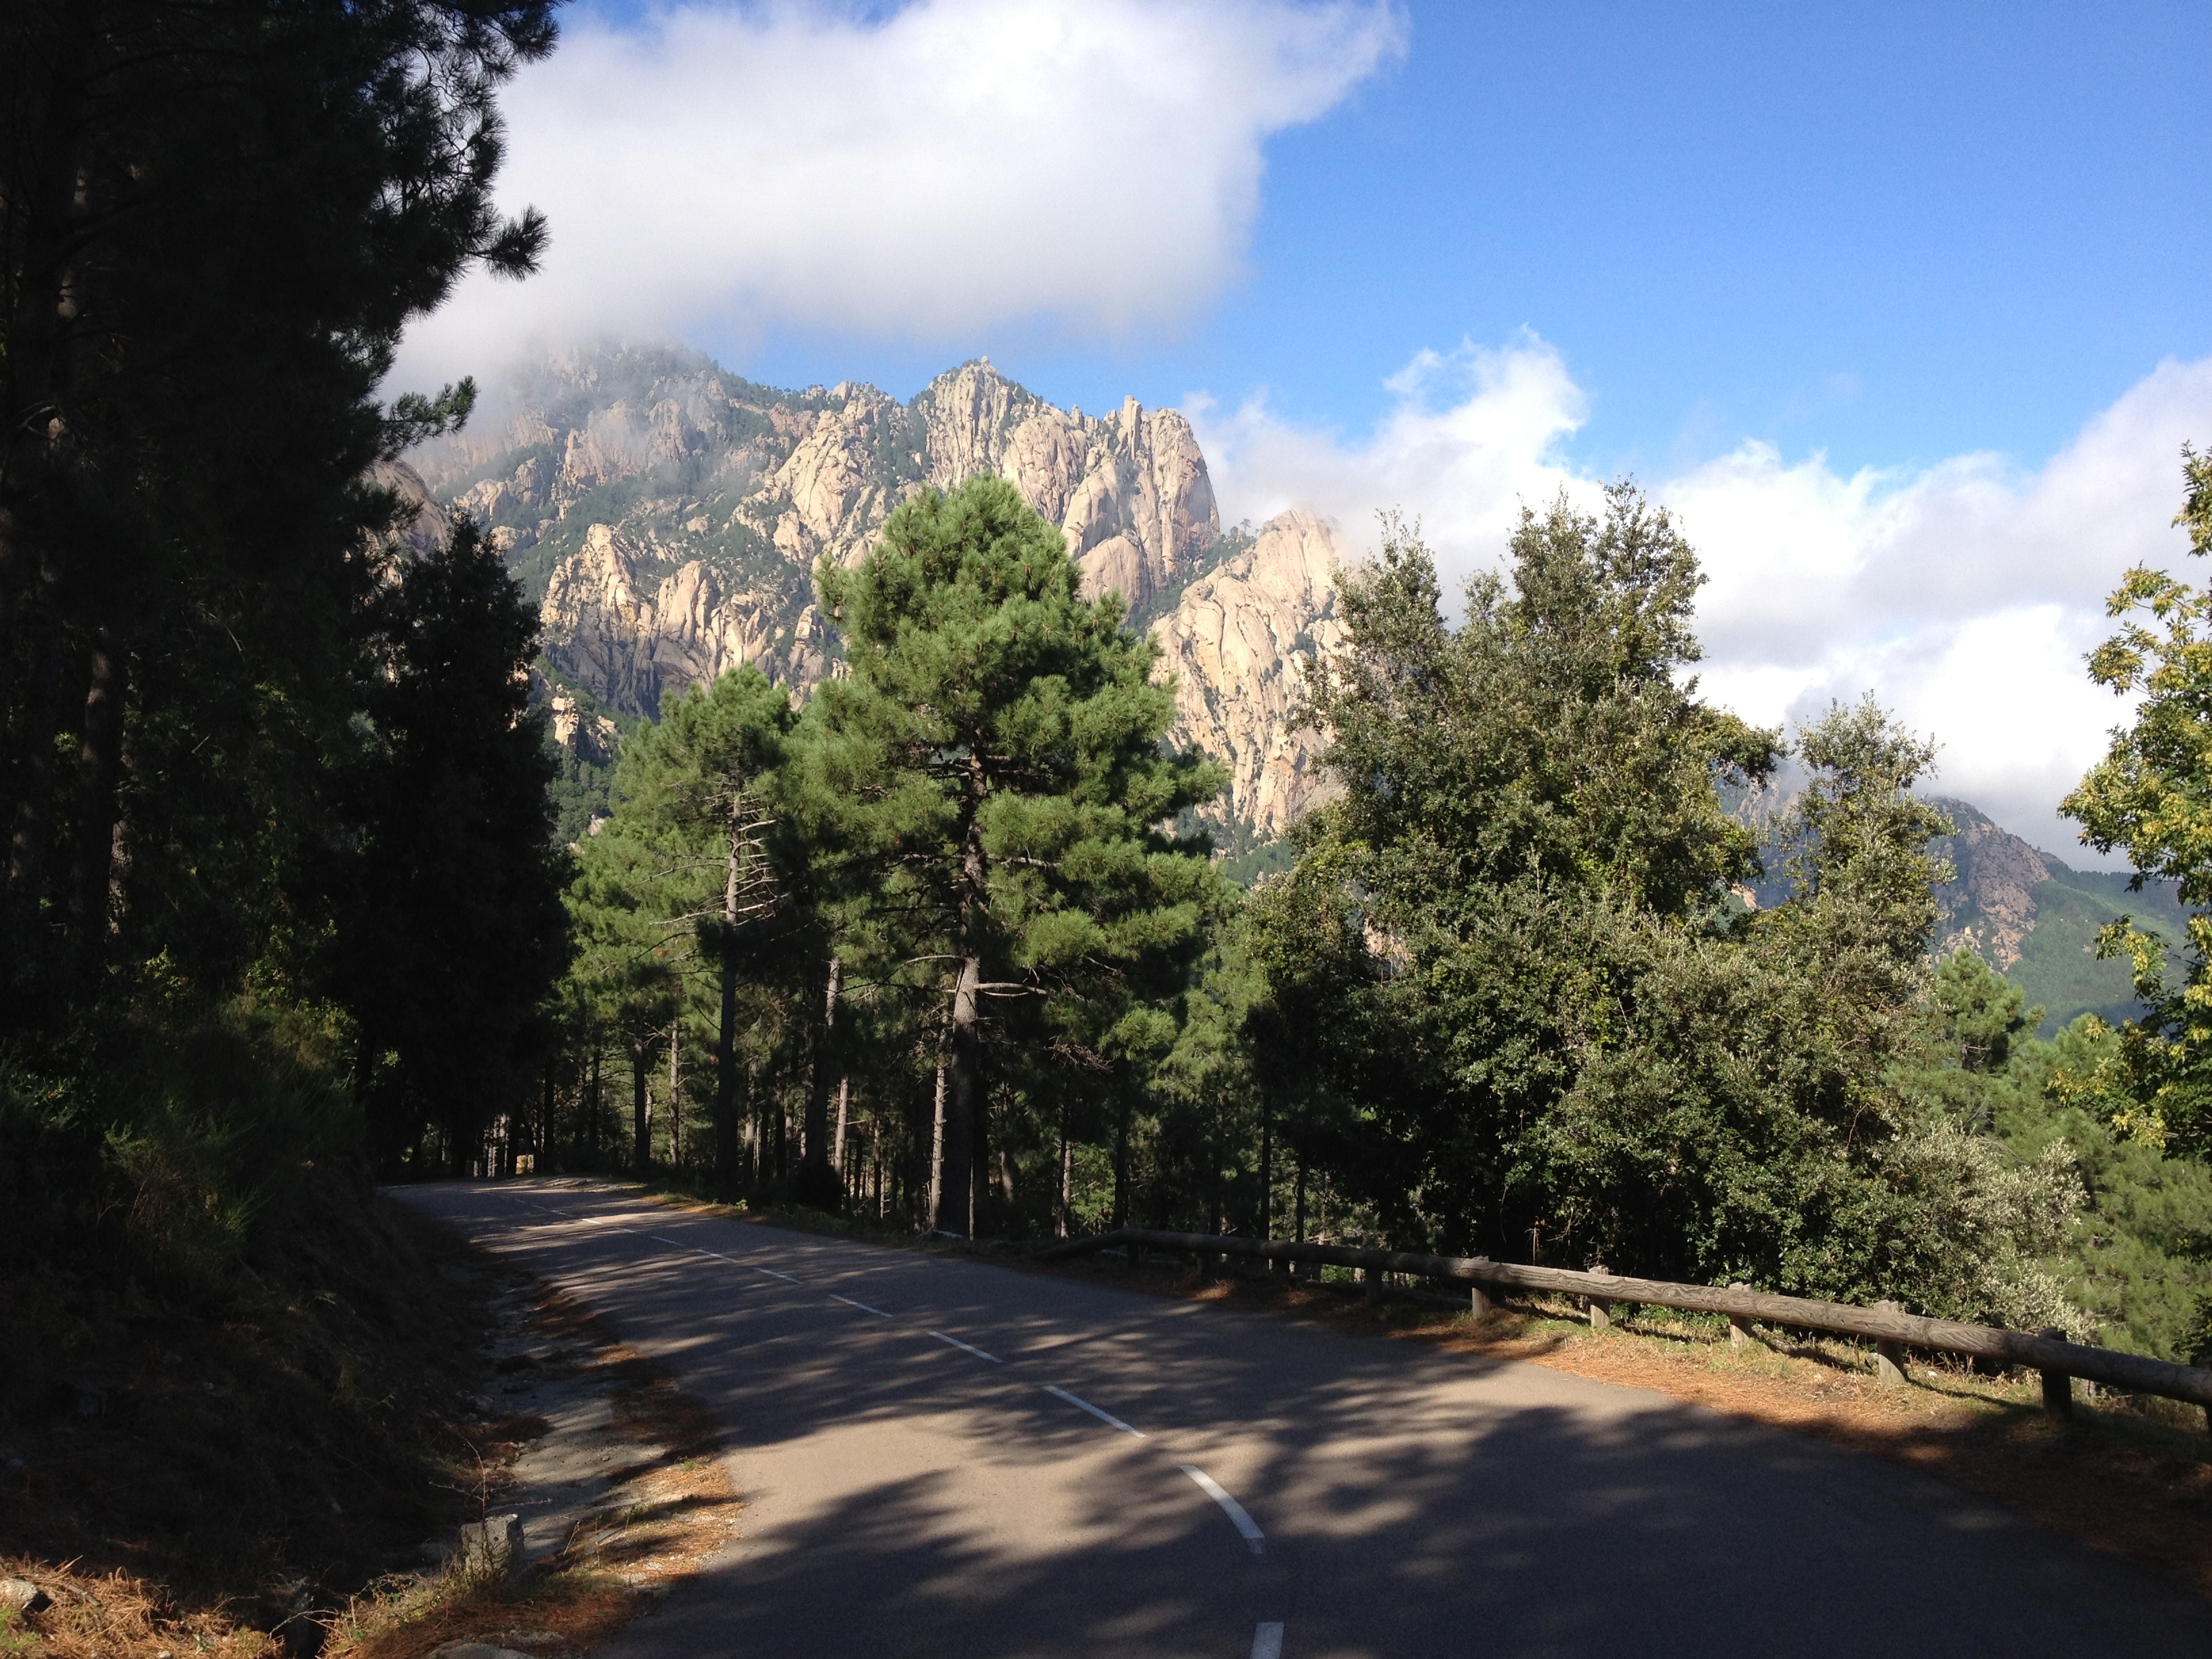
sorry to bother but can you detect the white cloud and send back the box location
[396,0,1404,386]
[1199,342,2212,861]
[1197,333,1588,552]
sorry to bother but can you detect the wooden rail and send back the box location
[1035,1227,2212,1425]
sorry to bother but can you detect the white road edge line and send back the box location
[831,1294,892,1317]
[1179,1466,1265,1555]
[927,1330,1003,1364]
[648,1235,683,1245]
[756,1267,801,1282]
[1042,1385,1145,1437]
[1251,1623,1284,1659]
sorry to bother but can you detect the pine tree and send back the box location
[599,667,799,1200]
[815,476,1223,1235]
[1,0,555,1021]
[329,521,571,1172]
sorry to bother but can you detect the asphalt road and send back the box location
[393,1179,2210,1658]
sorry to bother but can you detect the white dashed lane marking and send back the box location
[1181,1465,1265,1555]
[1042,1384,1145,1437]
[928,1330,1003,1364]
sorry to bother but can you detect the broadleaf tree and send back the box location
[2062,445,2212,1154]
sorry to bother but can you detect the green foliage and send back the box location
[540,665,640,845]
[2060,446,2212,1155]
[1309,491,1776,919]
[2003,1016,2212,1360]
[1287,492,1789,1261]
[1246,489,2100,1328]
[0,0,567,1217]
[812,476,1225,1229]
[325,524,573,1170]
[1,995,359,1293]
[1892,951,2211,1357]
[1931,947,2042,1079]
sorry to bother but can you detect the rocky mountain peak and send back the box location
[1929,797,2053,968]
[417,346,1336,845]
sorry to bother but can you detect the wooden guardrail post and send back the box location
[1364,1267,1382,1306]
[1586,1266,1613,1329]
[1469,1256,1494,1319]
[1872,1300,1908,1385]
[1727,1284,1753,1351]
[2040,1328,2074,1426]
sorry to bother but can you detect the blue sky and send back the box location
[401,0,2212,849]
[716,1,2209,482]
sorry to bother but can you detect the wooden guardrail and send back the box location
[1036,1227,2212,1428]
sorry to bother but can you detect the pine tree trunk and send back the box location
[712,790,744,1201]
[667,1016,680,1168]
[3,7,97,937]
[541,1061,557,1175]
[927,1061,947,1230]
[832,1076,849,1172]
[1056,1105,1071,1238]
[799,956,842,1203]
[5,627,66,924]
[938,956,981,1234]
[1113,1088,1131,1231]
[589,1046,602,1165]
[632,1033,650,1177]
[64,632,122,983]
[1258,1088,1273,1248]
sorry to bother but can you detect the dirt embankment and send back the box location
[0,1188,738,1659]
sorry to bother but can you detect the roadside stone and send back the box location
[426,1643,535,1659]
[0,1578,51,1614]
[455,1513,523,1581]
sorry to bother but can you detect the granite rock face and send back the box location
[1151,507,1345,838]
[415,346,1342,842]
[1931,800,2054,970]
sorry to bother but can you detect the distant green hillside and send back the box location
[2005,861,2188,1037]
[1737,792,2191,1036]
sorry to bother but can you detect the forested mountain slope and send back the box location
[1925,797,2188,1033]
[1743,790,2188,1032]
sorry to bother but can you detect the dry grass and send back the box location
[0,1560,285,1659]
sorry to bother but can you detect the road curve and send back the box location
[392,1179,2209,1658]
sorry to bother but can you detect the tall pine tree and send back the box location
[815,476,1223,1235]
